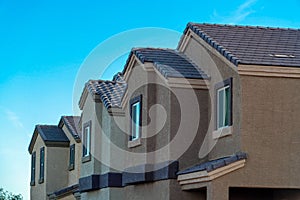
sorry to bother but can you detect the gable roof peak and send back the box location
[185,22,300,67]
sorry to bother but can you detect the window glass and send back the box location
[217,85,230,128]
[69,144,75,170]
[30,152,36,185]
[83,126,90,157]
[39,147,44,183]
[131,101,140,140]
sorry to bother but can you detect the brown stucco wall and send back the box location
[237,74,300,188]
[181,33,242,161]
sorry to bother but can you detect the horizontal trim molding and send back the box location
[79,161,179,192]
[122,161,179,186]
[177,159,246,190]
[79,173,123,193]
[238,64,300,78]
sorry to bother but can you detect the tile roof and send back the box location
[28,125,70,153]
[177,152,247,175]
[36,125,70,143]
[85,73,127,110]
[187,23,300,67]
[124,48,209,79]
[59,116,81,142]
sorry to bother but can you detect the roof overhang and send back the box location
[177,159,246,190]
[28,125,70,154]
[238,64,300,78]
[58,116,81,142]
[78,83,102,110]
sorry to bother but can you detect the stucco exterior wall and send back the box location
[30,135,46,200]
[181,33,242,160]
[61,125,81,186]
[238,74,300,188]
[46,147,69,195]
[80,93,102,177]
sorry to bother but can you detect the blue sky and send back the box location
[0,0,299,199]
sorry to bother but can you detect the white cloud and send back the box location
[5,109,24,129]
[211,0,257,24]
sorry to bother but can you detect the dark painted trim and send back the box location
[79,161,179,192]
[69,144,75,171]
[30,151,36,186]
[39,147,45,184]
[99,173,123,188]
[129,94,142,141]
[53,184,79,197]
[44,141,70,147]
[214,77,233,130]
[79,173,123,192]
[122,161,179,186]
[79,175,100,192]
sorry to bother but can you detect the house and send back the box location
[29,23,300,200]
[28,116,81,200]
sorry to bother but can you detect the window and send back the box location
[130,95,142,141]
[82,122,91,160]
[216,78,232,129]
[30,152,36,186]
[39,147,45,184]
[69,144,75,170]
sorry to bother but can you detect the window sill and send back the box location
[68,164,75,171]
[213,126,233,139]
[82,154,91,163]
[128,138,141,148]
[38,178,44,184]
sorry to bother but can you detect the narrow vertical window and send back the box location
[82,122,91,161]
[39,147,45,183]
[69,144,75,170]
[30,152,36,186]
[216,78,232,129]
[130,95,142,141]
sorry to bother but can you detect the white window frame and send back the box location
[131,101,141,141]
[217,85,230,129]
[83,125,90,157]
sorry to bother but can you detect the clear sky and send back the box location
[0,0,299,199]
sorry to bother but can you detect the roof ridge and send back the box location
[189,22,300,31]
[132,47,176,51]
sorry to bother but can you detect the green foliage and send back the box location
[0,188,22,200]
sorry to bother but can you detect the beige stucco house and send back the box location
[29,23,300,200]
[29,116,81,200]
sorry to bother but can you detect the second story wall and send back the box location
[61,124,81,186]
[30,135,46,200]
[238,72,300,187]
[46,147,69,194]
[179,30,242,160]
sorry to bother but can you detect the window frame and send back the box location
[215,78,233,130]
[39,147,45,184]
[30,151,36,186]
[82,121,91,162]
[69,144,75,170]
[129,95,142,141]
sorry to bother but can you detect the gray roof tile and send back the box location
[59,116,81,141]
[187,23,300,67]
[124,48,209,79]
[37,125,70,143]
[86,73,127,110]
[177,152,247,175]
